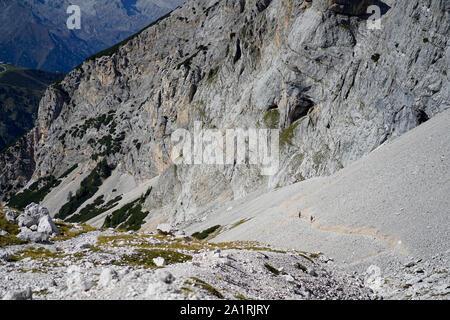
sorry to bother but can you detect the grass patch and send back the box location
[215,241,286,254]
[264,263,280,275]
[118,248,192,268]
[191,277,224,299]
[309,253,320,259]
[89,245,106,253]
[97,234,150,246]
[296,262,307,272]
[0,235,27,247]
[192,225,221,240]
[229,218,252,230]
[371,53,381,63]
[280,121,300,147]
[298,253,314,263]
[97,233,211,252]
[7,246,64,261]
[52,222,96,241]
[207,66,220,83]
[263,108,280,129]
[0,211,28,247]
[0,212,20,235]
[33,289,50,296]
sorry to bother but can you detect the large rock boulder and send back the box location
[24,202,50,217]
[153,257,166,267]
[17,214,39,228]
[37,215,61,235]
[16,228,50,243]
[156,223,177,235]
[5,210,19,223]
[17,203,50,228]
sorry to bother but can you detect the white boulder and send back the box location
[17,203,50,228]
[5,210,19,223]
[17,229,50,243]
[156,223,177,235]
[153,257,166,267]
[37,215,60,235]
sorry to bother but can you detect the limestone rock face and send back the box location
[0,0,448,230]
[0,130,35,202]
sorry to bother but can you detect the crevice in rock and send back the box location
[417,109,429,125]
[233,39,242,64]
[288,97,315,124]
[239,0,245,13]
[188,84,197,103]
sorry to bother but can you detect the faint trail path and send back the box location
[186,108,450,266]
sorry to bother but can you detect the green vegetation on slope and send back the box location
[7,163,79,211]
[192,225,222,240]
[0,210,27,247]
[67,195,122,224]
[102,190,150,231]
[56,159,113,220]
[8,176,61,211]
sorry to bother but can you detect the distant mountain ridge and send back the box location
[0,0,186,72]
[0,64,62,151]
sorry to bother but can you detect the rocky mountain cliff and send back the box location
[0,64,62,151]
[0,0,186,72]
[0,0,448,233]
